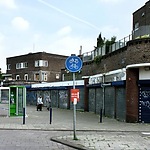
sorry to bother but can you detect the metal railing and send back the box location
[82,25,150,62]
[82,35,132,62]
[133,25,150,39]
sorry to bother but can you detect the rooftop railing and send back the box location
[82,25,150,62]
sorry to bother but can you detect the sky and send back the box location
[0,0,148,73]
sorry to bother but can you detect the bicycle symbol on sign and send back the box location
[69,63,79,70]
[69,58,79,64]
[65,56,82,72]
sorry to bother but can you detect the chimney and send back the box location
[79,46,82,55]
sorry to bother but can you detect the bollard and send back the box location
[23,107,25,125]
[100,108,102,123]
[50,107,52,124]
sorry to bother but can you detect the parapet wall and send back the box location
[81,38,150,76]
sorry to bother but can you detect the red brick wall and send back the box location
[126,68,139,122]
[82,38,150,76]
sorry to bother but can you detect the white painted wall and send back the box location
[139,67,150,80]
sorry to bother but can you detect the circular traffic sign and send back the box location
[65,56,82,72]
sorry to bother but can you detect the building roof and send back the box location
[6,51,68,59]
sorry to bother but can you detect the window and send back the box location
[34,72,47,81]
[62,74,65,81]
[16,75,20,80]
[7,64,11,70]
[42,72,47,81]
[34,73,40,81]
[56,74,60,79]
[35,61,39,67]
[16,62,28,69]
[35,60,48,67]
[142,12,145,17]
[22,62,28,68]
[24,74,28,80]
[16,63,21,69]
[44,61,48,67]
[134,22,139,31]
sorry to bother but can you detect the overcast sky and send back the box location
[0,0,148,72]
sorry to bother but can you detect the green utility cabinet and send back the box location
[9,86,26,116]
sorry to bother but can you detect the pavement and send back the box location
[0,103,150,150]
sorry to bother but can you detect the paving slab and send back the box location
[0,105,150,149]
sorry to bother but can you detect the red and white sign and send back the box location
[71,89,79,103]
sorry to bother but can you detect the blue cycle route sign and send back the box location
[65,56,83,73]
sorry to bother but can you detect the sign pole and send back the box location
[73,72,77,140]
[65,55,82,140]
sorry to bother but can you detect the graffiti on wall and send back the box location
[43,91,50,106]
[59,90,68,108]
[140,91,150,109]
[141,101,150,109]
[141,91,150,98]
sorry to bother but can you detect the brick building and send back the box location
[6,52,68,83]
[62,1,150,123]
[133,0,150,38]
[4,1,150,123]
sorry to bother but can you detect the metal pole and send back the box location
[23,107,25,124]
[50,107,52,124]
[100,108,103,123]
[102,74,105,115]
[73,72,75,89]
[73,73,77,140]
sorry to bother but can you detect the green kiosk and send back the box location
[9,86,26,117]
